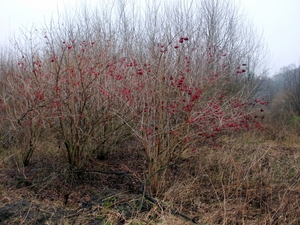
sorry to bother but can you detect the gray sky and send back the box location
[1,0,300,75]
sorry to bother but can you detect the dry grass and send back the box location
[161,130,300,224]
[1,128,300,224]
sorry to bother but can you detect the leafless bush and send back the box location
[0,0,267,192]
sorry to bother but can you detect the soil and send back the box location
[0,141,157,225]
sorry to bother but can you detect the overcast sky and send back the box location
[1,0,299,75]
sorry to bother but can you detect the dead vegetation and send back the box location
[1,130,300,224]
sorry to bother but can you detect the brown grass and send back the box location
[1,129,300,224]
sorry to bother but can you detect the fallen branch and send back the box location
[70,168,130,175]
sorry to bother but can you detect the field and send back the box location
[1,0,300,224]
[1,129,300,224]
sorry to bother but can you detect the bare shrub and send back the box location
[0,0,267,191]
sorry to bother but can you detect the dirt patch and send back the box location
[0,191,153,225]
[0,199,76,224]
[0,142,158,224]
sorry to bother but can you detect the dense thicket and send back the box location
[0,0,268,193]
